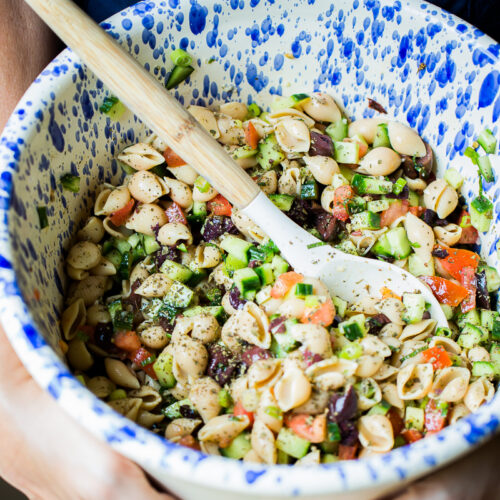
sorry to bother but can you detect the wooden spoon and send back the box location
[24,0,447,326]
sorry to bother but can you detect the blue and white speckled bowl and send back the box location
[0,1,499,499]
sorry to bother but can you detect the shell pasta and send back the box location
[61,92,499,464]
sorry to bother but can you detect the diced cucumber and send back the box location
[188,201,208,223]
[477,128,497,154]
[436,326,453,337]
[444,168,464,190]
[161,398,196,419]
[332,296,347,318]
[334,141,359,164]
[457,323,488,349]
[367,199,391,213]
[164,281,193,308]
[408,253,434,277]
[455,309,481,329]
[220,432,252,459]
[335,239,358,255]
[255,263,274,286]
[183,305,225,321]
[352,174,393,195]
[478,265,500,293]
[127,232,142,249]
[160,259,194,283]
[255,286,272,305]
[347,196,367,215]
[300,179,319,200]
[392,177,407,195]
[224,254,247,274]
[271,331,299,358]
[277,449,292,464]
[117,251,132,279]
[232,145,259,160]
[373,123,390,148]
[368,400,391,416]
[166,65,194,90]
[405,407,424,431]
[234,268,261,295]
[478,155,495,183]
[115,238,132,255]
[218,388,233,408]
[403,293,426,324]
[338,341,363,360]
[257,134,285,170]
[271,255,289,276]
[493,320,500,341]
[470,195,493,232]
[276,428,310,459]
[105,248,122,269]
[143,235,160,254]
[472,361,496,378]
[408,190,420,207]
[295,283,313,297]
[271,94,310,111]
[338,166,355,182]
[186,268,207,287]
[440,305,455,321]
[99,96,126,120]
[372,227,412,260]
[269,194,295,211]
[325,118,348,142]
[350,211,381,230]
[153,350,176,388]
[220,235,252,265]
[339,314,366,341]
[481,310,499,331]
[322,454,339,464]
[490,344,500,374]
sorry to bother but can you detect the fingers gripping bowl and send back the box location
[0,1,499,499]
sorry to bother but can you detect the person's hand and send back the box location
[0,325,173,500]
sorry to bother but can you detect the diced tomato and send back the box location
[380,200,409,227]
[163,147,186,167]
[401,429,423,444]
[114,330,141,352]
[177,435,201,450]
[421,346,452,370]
[165,201,187,225]
[387,407,404,436]
[458,266,477,313]
[332,185,355,222]
[207,194,232,216]
[457,210,479,244]
[437,247,480,281]
[300,298,335,327]
[380,286,402,301]
[409,206,425,217]
[344,137,368,158]
[109,199,135,226]
[286,414,326,443]
[245,121,259,150]
[128,347,157,379]
[270,271,304,298]
[419,275,469,307]
[338,444,358,460]
[424,399,447,433]
[233,400,254,425]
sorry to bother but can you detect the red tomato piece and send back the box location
[421,346,452,370]
[207,194,232,216]
[286,414,326,443]
[245,121,259,150]
[177,435,201,450]
[437,247,480,281]
[165,201,188,225]
[338,444,358,460]
[387,407,404,436]
[458,266,477,313]
[109,199,135,226]
[270,271,304,298]
[300,298,335,327]
[457,210,479,244]
[419,275,469,307]
[163,147,186,167]
[401,429,423,444]
[332,185,355,222]
[114,330,141,352]
[233,400,254,425]
[408,206,426,217]
[380,200,409,227]
[128,347,157,379]
[424,399,447,433]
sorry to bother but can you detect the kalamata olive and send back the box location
[309,131,334,157]
[123,279,143,311]
[422,209,447,228]
[476,270,491,310]
[207,344,241,386]
[401,141,433,180]
[201,215,237,241]
[179,405,198,419]
[315,211,339,242]
[94,322,114,351]
[339,420,359,446]
[303,349,323,367]
[228,286,246,310]
[422,311,431,320]
[155,246,180,268]
[269,316,287,333]
[367,98,387,114]
[327,386,358,423]
[432,247,449,259]
[158,317,174,335]
[287,199,311,227]
[366,313,391,335]
[240,346,272,366]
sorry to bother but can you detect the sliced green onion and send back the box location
[141,355,156,366]
[327,422,341,442]
[170,48,192,67]
[99,96,119,113]
[177,243,188,253]
[264,406,283,419]
[194,176,211,193]
[436,327,453,338]
[464,146,479,164]
[37,206,48,229]
[166,65,195,90]
[477,155,495,183]
[60,174,80,193]
[339,341,363,360]
[218,389,233,408]
[392,177,407,195]
[477,128,497,154]
[246,102,261,118]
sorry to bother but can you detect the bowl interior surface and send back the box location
[0,0,499,497]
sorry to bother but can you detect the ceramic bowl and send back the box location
[0,1,498,499]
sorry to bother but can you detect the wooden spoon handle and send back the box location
[24,0,260,209]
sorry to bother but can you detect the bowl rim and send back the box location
[0,0,499,495]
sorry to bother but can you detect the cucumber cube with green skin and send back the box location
[373,123,391,148]
[440,305,455,321]
[300,179,319,200]
[457,323,489,348]
[405,407,424,431]
[105,249,122,269]
[255,263,274,286]
[367,400,391,416]
[232,145,259,159]
[408,190,420,207]
[234,268,261,295]
[188,201,208,223]
[372,227,412,260]
[127,232,142,249]
[472,361,496,378]
[257,134,285,169]
[115,238,132,255]
[477,155,495,183]
[339,314,366,341]
[269,194,295,211]
[160,259,194,283]
[392,177,407,195]
[153,350,176,388]
[436,326,453,337]
[477,128,497,154]
[347,196,367,215]
[164,281,194,308]
[277,449,292,464]
[332,296,347,318]
[403,293,426,324]
[352,174,393,194]
[224,254,248,274]
[480,310,499,331]
[183,305,225,321]
[408,253,434,277]
[493,320,500,341]
[325,118,348,142]
[220,433,252,459]
[490,344,500,375]
[161,399,196,419]
[271,255,289,276]
[367,199,391,213]
[478,265,500,293]
[350,211,381,230]
[276,428,310,459]
[142,235,160,254]
[322,454,339,464]
[470,195,493,232]
[186,268,207,287]
[444,168,464,189]
[118,251,132,279]
[295,283,313,297]
[220,235,252,264]
[271,331,299,358]
[334,141,359,164]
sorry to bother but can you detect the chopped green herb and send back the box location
[464,146,479,164]
[327,422,341,442]
[170,48,193,67]
[264,406,283,419]
[307,241,327,249]
[246,102,261,118]
[37,206,48,229]
[60,174,80,193]
[166,65,195,90]
[477,128,497,154]
[392,177,407,195]
[99,95,119,113]
[99,96,126,119]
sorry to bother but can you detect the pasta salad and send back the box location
[60,92,499,464]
